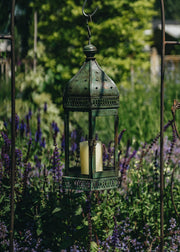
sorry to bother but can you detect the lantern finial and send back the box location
[83,44,97,59]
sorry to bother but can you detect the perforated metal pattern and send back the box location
[62,176,120,191]
[63,45,119,111]
[64,96,119,109]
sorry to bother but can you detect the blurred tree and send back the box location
[28,0,155,106]
[155,0,180,21]
[0,0,11,34]
[15,0,32,59]
[0,0,32,64]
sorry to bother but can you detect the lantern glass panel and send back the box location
[68,111,88,174]
[95,115,115,171]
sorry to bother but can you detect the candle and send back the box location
[95,141,103,172]
[80,141,89,175]
[80,141,103,175]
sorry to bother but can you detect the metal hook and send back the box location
[82,0,98,19]
[82,0,98,44]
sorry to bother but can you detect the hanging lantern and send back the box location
[62,2,120,191]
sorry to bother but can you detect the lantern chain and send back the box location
[82,0,98,44]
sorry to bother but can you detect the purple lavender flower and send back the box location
[37,113,40,124]
[118,129,126,144]
[35,113,42,143]
[126,150,137,165]
[0,221,8,240]
[70,246,81,252]
[23,138,32,164]
[1,138,10,173]
[35,129,42,143]
[34,155,41,170]
[102,144,108,165]
[24,162,32,187]
[169,218,177,230]
[1,132,11,151]
[107,141,114,166]
[0,162,2,183]
[26,162,31,172]
[71,142,77,152]
[35,237,42,250]
[52,121,60,143]
[2,153,10,174]
[15,114,19,133]
[3,120,7,129]
[51,144,63,183]
[80,136,85,142]
[166,123,176,165]
[71,130,77,140]
[95,133,98,140]
[61,133,65,152]
[15,148,22,166]
[118,150,122,162]
[25,114,30,136]
[40,137,46,148]
[51,121,59,134]
[28,108,32,118]
[24,229,34,246]
[70,130,78,155]
[112,217,119,250]
[20,119,26,138]
[119,140,133,176]
[54,123,60,135]
[108,141,114,154]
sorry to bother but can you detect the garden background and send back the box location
[0,0,180,251]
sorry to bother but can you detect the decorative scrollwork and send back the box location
[62,176,120,191]
[64,97,119,109]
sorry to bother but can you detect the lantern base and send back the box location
[62,176,120,191]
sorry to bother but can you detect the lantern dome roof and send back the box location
[63,44,119,110]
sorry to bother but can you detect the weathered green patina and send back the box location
[63,44,120,191]
[63,44,119,111]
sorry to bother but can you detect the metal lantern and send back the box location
[62,43,120,191]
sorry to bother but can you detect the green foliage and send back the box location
[27,0,156,105]
[0,100,180,250]
[0,0,11,34]
[1,1,180,250]
[155,0,180,21]
[118,78,160,147]
[0,64,64,133]
[117,70,180,148]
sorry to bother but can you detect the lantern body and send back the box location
[63,44,120,191]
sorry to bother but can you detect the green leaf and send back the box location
[52,207,61,214]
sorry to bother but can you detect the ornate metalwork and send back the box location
[82,0,98,19]
[64,97,119,109]
[62,176,120,191]
[63,44,119,110]
[63,40,119,191]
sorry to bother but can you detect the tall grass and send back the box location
[0,77,11,118]
[1,68,180,149]
[1,69,180,251]
[0,100,180,251]
[118,70,180,148]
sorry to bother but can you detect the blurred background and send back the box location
[0,0,180,147]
